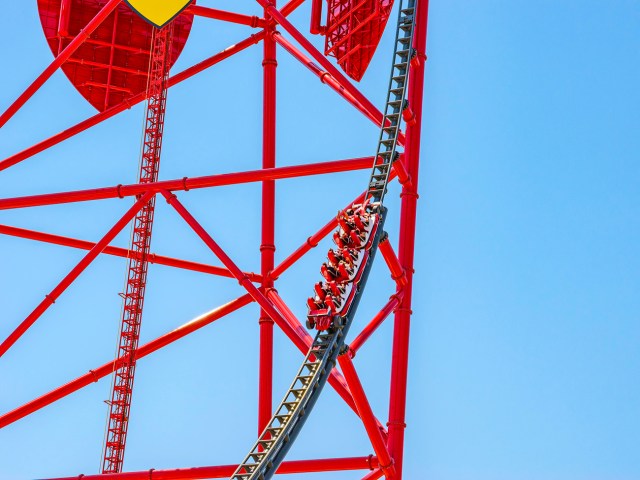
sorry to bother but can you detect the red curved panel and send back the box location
[324,0,394,82]
[37,0,194,112]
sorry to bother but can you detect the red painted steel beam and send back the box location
[44,456,380,479]
[259,2,406,145]
[266,289,361,415]
[162,192,331,364]
[258,1,278,434]
[273,33,376,127]
[270,167,399,280]
[0,33,265,173]
[378,235,408,287]
[159,195,371,426]
[0,157,372,210]
[362,469,385,480]
[0,295,252,430]
[387,1,431,478]
[349,294,402,355]
[0,0,121,128]
[0,0,308,173]
[188,5,266,27]
[338,353,396,478]
[310,0,324,34]
[0,224,262,282]
[0,192,154,359]
[266,290,388,438]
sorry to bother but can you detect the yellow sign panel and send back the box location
[124,0,193,28]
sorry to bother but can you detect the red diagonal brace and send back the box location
[271,166,399,280]
[0,32,265,173]
[261,2,405,145]
[0,0,121,128]
[0,224,262,282]
[0,157,372,210]
[266,289,362,416]
[0,191,154,358]
[338,352,396,478]
[362,468,385,480]
[378,234,408,287]
[349,293,403,355]
[0,0,309,173]
[0,295,252,429]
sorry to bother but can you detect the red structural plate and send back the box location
[324,0,394,82]
[37,0,194,111]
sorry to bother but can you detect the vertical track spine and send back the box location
[101,24,173,475]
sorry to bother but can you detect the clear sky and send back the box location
[0,1,638,479]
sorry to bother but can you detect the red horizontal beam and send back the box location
[44,456,379,479]
[271,167,399,280]
[188,5,266,27]
[0,295,252,429]
[0,157,372,210]
[0,224,262,283]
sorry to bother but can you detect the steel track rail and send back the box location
[231,1,417,478]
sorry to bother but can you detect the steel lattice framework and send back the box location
[0,0,430,478]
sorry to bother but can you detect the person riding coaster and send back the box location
[306,200,382,331]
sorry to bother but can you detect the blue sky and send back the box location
[0,1,639,479]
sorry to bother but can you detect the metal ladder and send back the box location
[366,0,417,204]
[230,1,418,478]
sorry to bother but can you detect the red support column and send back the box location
[387,1,431,478]
[42,456,380,480]
[259,1,278,433]
[0,192,153,358]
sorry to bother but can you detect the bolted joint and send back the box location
[306,236,319,248]
[260,243,276,253]
[262,58,278,67]
[399,190,419,200]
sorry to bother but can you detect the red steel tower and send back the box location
[0,0,430,478]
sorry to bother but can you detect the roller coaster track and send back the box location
[231,1,417,478]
